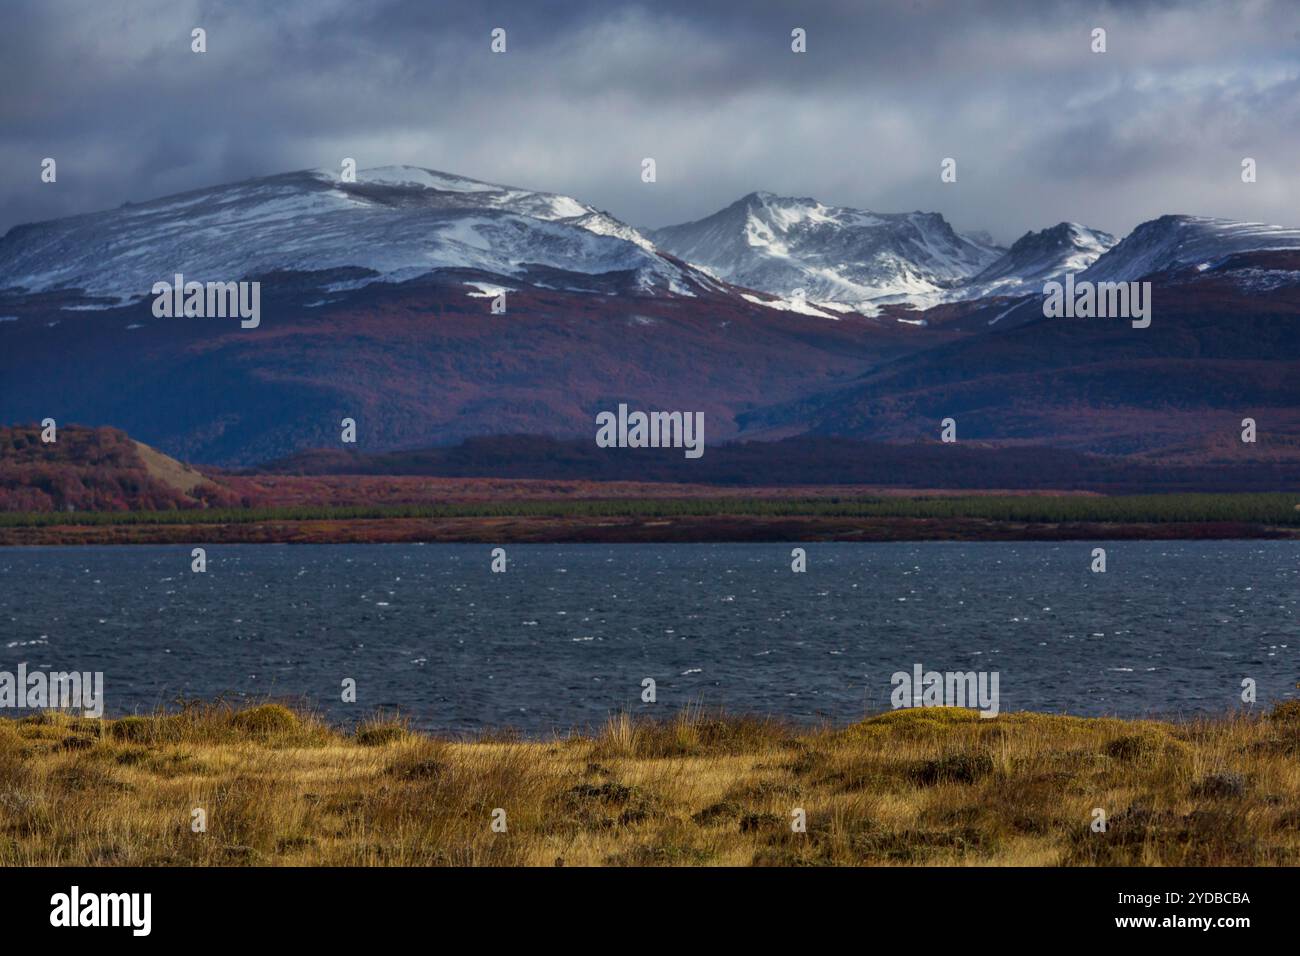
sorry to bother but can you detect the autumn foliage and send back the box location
[0,424,242,512]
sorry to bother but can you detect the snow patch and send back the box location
[740,292,837,319]
[464,281,514,298]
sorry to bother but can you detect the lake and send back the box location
[1,541,1295,732]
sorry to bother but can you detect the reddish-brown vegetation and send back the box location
[218,473,1099,509]
[0,424,244,512]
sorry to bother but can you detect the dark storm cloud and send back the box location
[1,0,1296,244]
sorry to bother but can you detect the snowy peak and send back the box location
[324,165,663,254]
[648,193,1003,313]
[1081,215,1300,283]
[328,166,509,195]
[1003,222,1116,267]
[966,222,1116,296]
[317,166,648,241]
[0,165,688,302]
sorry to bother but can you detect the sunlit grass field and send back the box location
[3,701,1298,866]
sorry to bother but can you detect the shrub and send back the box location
[356,721,407,747]
[1268,700,1300,723]
[229,704,300,738]
[911,752,995,786]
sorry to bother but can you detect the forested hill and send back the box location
[0,424,242,512]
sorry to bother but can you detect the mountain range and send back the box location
[1,165,1298,475]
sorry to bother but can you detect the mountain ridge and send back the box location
[0,165,722,306]
[2,166,1298,469]
[5,166,1300,316]
[647,191,1004,313]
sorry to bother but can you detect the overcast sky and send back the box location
[2,0,1297,244]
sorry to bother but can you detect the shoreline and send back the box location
[2,514,1297,546]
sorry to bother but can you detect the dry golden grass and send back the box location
[2,701,1299,866]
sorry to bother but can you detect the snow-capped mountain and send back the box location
[0,166,717,304]
[1080,215,1300,284]
[650,198,1300,311]
[647,192,1003,313]
[3,165,1299,468]
[5,165,1299,323]
[964,222,1116,298]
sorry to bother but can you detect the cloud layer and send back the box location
[2,0,1297,243]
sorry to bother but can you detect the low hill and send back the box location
[0,423,243,512]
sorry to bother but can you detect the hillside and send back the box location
[0,423,242,512]
[251,433,1300,493]
[2,166,1298,468]
[740,260,1300,459]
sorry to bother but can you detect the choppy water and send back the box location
[0,541,1295,732]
